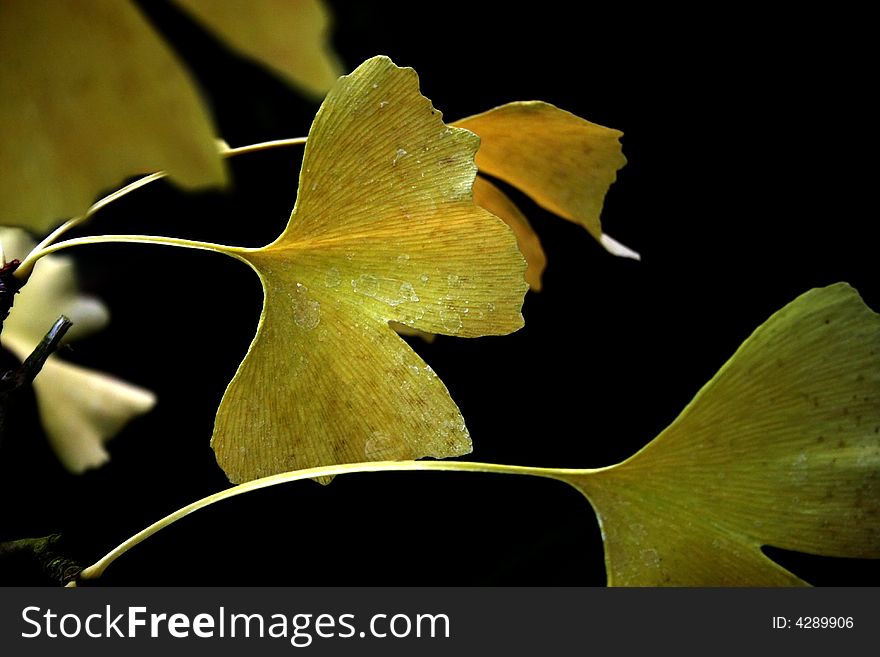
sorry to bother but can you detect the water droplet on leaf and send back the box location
[324,267,341,288]
[291,283,320,330]
[440,308,462,333]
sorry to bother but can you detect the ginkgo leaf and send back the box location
[561,283,880,585]
[173,0,342,98]
[0,0,225,233]
[209,56,527,483]
[0,227,156,473]
[453,102,634,258]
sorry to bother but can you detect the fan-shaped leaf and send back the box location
[210,57,527,483]
[454,102,628,253]
[563,284,880,585]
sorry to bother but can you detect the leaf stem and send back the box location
[77,459,600,582]
[20,173,170,276]
[29,234,248,262]
[15,137,309,278]
[219,136,308,157]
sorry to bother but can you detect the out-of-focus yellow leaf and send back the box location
[174,0,342,98]
[562,284,880,585]
[1,233,107,344]
[454,102,630,255]
[0,227,156,473]
[209,57,527,483]
[28,357,157,474]
[472,176,546,291]
[0,0,225,233]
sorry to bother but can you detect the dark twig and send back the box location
[0,534,82,585]
[2,315,74,391]
[1,316,74,454]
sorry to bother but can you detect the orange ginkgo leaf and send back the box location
[560,283,880,585]
[207,57,527,483]
[454,102,637,261]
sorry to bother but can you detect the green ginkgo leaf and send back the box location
[208,56,527,483]
[559,283,880,585]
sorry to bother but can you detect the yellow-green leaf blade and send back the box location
[0,0,225,232]
[453,101,625,243]
[567,283,880,585]
[263,56,527,337]
[579,479,808,586]
[211,277,470,483]
[173,0,342,98]
[212,57,527,482]
[387,176,540,343]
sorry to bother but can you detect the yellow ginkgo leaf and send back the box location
[561,283,880,585]
[0,0,225,233]
[453,102,633,258]
[0,227,156,473]
[173,0,342,98]
[209,56,527,483]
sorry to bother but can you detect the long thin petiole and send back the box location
[220,136,307,157]
[30,234,249,262]
[76,460,598,583]
[16,136,309,278]
[16,172,167,278]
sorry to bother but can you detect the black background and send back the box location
[1,1,877,585]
